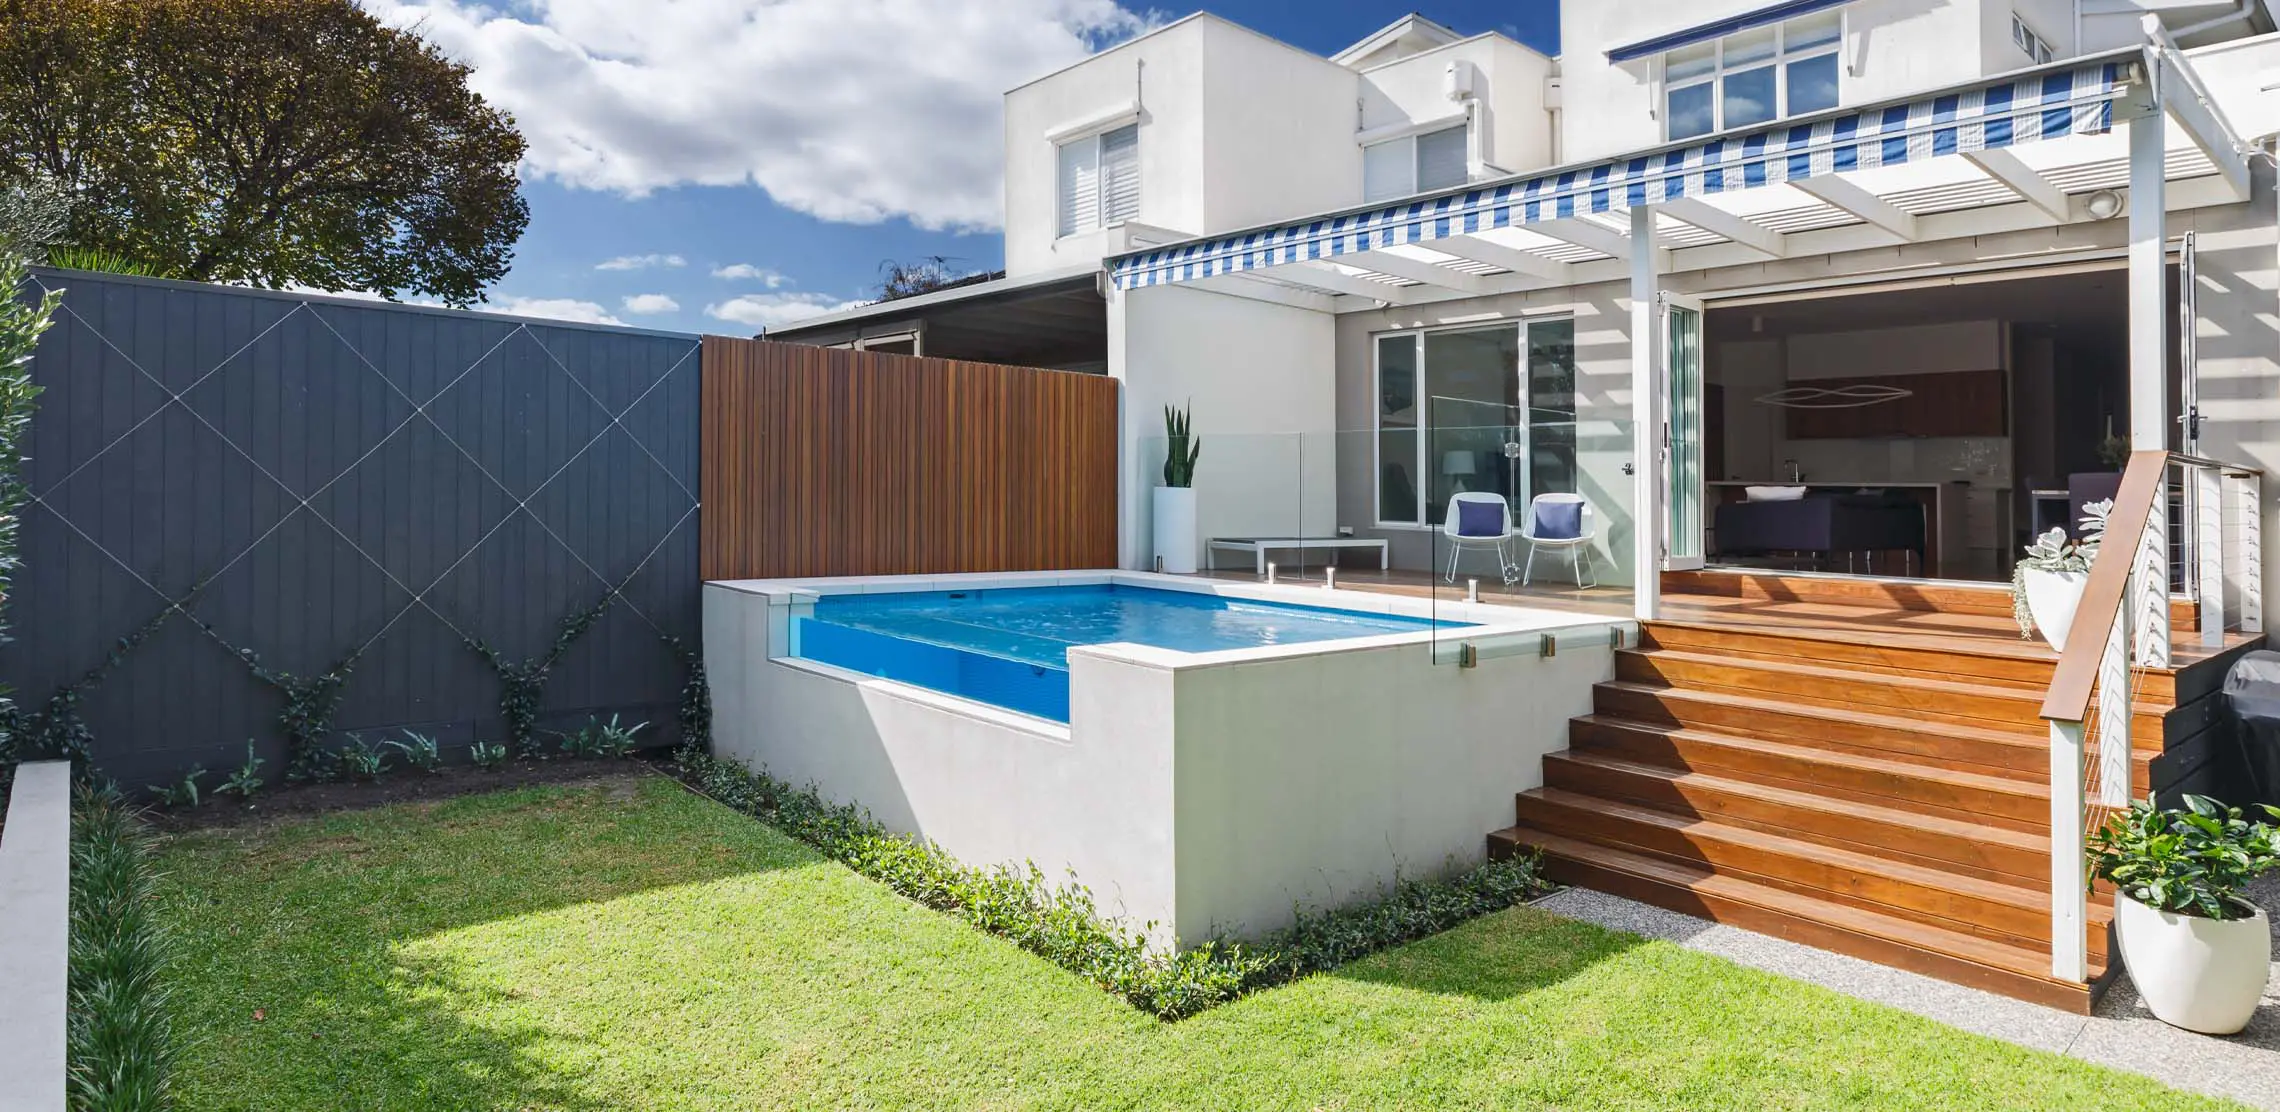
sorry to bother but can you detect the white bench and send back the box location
[1206,537,1390,575]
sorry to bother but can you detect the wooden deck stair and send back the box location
[1489,570,2260,1013]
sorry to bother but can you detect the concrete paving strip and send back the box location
[1532,873,2280,1111]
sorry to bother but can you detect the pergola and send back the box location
[1105,20,2253,619]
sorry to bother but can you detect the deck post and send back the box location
[2048,719,2089,982]
[2196,464,2224,647]
[2127,65,2168,454]
[1631,203,1661,622]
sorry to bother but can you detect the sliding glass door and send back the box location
[1662,294,1706,570]
[1373,318,1578,529]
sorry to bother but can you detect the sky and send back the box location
[358,1,1562,335]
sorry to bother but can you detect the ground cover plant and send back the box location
[71,788,173,1111]
[152,774,2240,1111]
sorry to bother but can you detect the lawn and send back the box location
[153,772,2234,1111]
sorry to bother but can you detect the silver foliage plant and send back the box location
[2012,497,2113,638]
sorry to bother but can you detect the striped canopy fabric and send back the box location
[1109,62,2125,292]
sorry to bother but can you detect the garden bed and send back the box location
[142,753,665,831]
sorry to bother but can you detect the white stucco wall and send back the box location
[1113,282,1338,571]
[704,572,1619,945]
[1557,0,2007,166]
[1356,35,1554,179]
[1198,18,1366,235]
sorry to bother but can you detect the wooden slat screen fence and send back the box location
[701,338,1120,580]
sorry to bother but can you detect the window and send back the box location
[1663,12,1841,140]
[1375,317,1579,527]
[1056,123,1138,237]
[1362,123,1469,203]
[2012,14,2054,64]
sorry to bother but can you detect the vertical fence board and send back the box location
[699,338,1118,580]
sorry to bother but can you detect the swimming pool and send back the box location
[791,584,1469,721]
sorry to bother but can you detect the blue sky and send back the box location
[367,2,1559,334]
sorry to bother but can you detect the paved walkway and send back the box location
[1534,874,2280,1110]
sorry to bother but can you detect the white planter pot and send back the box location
[2022,567,2088,650]
[2115,892,2271,1035]
[1152,486,1198,574]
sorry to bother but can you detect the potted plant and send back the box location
[2088,794,2280,1034]
[2012,498,2110,649]
[1153,404,1202,573]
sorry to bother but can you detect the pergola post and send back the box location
[1631,204,1662,621]
[2127,72,2168,452]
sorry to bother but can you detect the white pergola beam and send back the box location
[1792,174,1919,241]
[2153,44,2251,201]
[1963,149,2069,223]
[1431,236,1574,284]
[1659,197,1790,258]
[1280,261,1418,304]
[1531,217,1678,272]
[1350,251,1491,295]
[1189,272,1338,314]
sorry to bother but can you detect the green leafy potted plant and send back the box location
[2087,794,2280,1034]
[1153,403,1202,573]
[2012,498,2109,649]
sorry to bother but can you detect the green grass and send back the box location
[153,773,2237,1111]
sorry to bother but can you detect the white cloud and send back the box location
[360,0,1152,230]
[711,263,790,287]
[594,253,687,271]
[621,292,682,314]
[706,292,869,330]
[491,296,626,325]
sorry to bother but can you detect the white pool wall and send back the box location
[703,570,1620,944]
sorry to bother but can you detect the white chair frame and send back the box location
[1520,493,1599,589]
[1441,492,1520,584]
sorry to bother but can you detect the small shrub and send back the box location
[335,734,390,781]
[146,766,205,809]
[215,743,265,800]
[596,715,646,759]
[2088,794,2280,920]
[384,730,441,773]
[672,750,1553,1021]
[69,787,174,1110]
[469,740,507,770]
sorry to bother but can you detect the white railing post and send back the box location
[2048,719,2089,982]
[2231,470,2263,634]
[2133,484,2171,669]
[2196,463,2224,647]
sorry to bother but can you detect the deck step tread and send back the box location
[1569,715,2048,798]
[1492,827,2102,1009]
[1621,649,2173,720]
[1596,680,2054,750]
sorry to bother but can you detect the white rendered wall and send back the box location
[704,582,1182,931]
[1558,0,1998,166]
[1198,18,1366,235]
[1357,35,1554,179]
[1113,282,1338,571]
[1165,633,1609,941]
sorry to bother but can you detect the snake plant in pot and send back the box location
[2088,794,2280,1034]
[2012,498,2110,650]
[1153,404,1202,573]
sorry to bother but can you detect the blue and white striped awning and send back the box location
[1109,62,2126,292]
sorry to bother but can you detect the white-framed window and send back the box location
[2012,14,2054,64]
[1374,317,1577,527]
[1056,123,1139,238]
[1362,123,1469,203]
[1663,11,1841,141]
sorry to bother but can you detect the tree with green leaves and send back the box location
[0,0,529,305]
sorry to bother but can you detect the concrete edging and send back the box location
[0,761,73,1111]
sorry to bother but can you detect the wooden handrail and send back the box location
[2039,450,2169,723]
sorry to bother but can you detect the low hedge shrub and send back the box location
[69,787,173,1111]
[673,748,1553,1020]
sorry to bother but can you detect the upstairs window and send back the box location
[1664,12,1841,141]
[2012,14,2054,64]
[1362,123,1469,203]
[1057,124,1139,237]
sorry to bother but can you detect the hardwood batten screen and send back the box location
[701,337,1119,579]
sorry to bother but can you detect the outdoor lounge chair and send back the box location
[1441,492,1518,583]
[1519,493,1597,588]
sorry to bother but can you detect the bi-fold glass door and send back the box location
[1661,292,1707,571]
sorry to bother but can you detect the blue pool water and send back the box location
[792,584,1467,722]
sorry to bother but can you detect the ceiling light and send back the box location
[2085,189,2123,220]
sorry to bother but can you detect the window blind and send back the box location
[1057,137,1100,237]
[1098,125,1139,226]
[1362,139,1411,202]
[1415,125,1469,192]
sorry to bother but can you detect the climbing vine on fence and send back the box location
[662,633,711,751]
[193,620,369,781]
[1,587,197,770]
[466,578,629,756]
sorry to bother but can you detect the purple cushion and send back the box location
[1531,499,1582,540]
[1455,499,1504,537]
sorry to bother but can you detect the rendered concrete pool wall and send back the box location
[703,571,1620,943]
